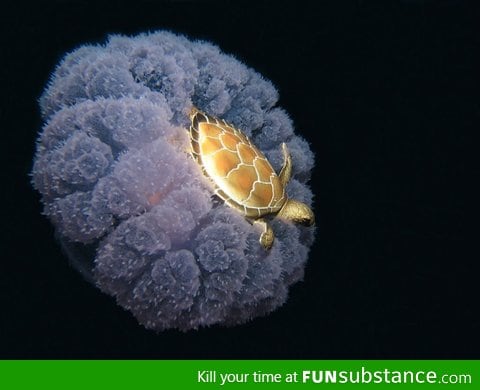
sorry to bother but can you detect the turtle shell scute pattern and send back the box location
[190,111,286,218]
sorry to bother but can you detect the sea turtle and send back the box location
[189,107,314,249]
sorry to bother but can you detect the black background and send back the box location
[1,0,478,358]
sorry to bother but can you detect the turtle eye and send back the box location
[299,207,315,226]
[302,214,315,226]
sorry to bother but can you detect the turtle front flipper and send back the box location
[254,218,275,250]
[279,143,292,187]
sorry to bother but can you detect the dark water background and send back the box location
[0,0,478,358]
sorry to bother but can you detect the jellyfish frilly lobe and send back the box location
[31,31,316,331]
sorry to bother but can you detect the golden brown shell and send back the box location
[190,110,286,218]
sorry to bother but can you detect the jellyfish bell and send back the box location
[31,31,316,331]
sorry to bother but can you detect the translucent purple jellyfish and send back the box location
[31,31,315,331]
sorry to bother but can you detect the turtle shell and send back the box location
[190,110,286,218]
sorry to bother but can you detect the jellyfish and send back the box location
[31,31,316,331]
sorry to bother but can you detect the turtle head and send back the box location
[277,199,315,226]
